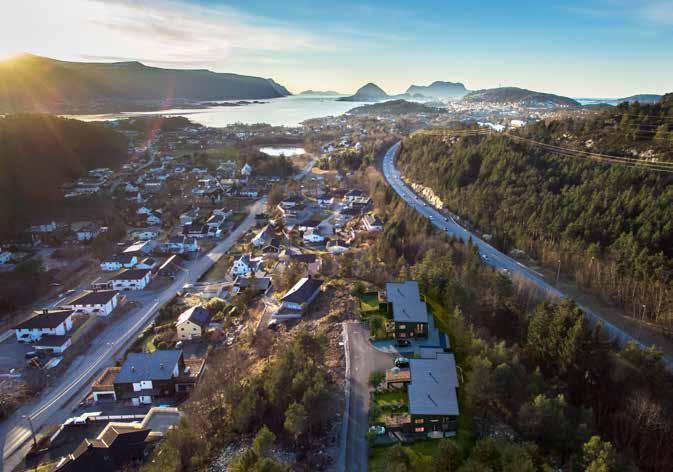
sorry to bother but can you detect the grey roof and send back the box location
[386,281,429,324]
[408,353,460,416]
[105,253,136,264]
[33,334,71,348]
[281,277,322,304]
[115,350,183,384]
[14,310,73,330]
[68,290,119,305]
[177,306,210,327]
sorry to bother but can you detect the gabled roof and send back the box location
[103,254,136,264]
[407,353,459,416]
[68,290,119,306]
[14,310,74,330]
[114,350,183,384]
[386,281,429,324]
[281,277,322,304]
[109,269,151,281]
[177,306,210,327]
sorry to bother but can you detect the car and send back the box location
[369,425,386,436]
[394,357,410,367]
[395,339,411,347]
[65,289,77,295]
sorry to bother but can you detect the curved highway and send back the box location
[383,142,670,364]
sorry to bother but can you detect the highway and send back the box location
[0,198,266,471]
[382,142,670,363]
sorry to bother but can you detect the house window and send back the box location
[398,324,406,329]
[414,418,424,424]
[414,427,424,433]
[416,324,424,332]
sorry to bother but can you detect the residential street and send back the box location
[0,198,266,472]
[343,322,393,472]
[382,141,673,367]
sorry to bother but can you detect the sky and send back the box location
[2,0,672,97]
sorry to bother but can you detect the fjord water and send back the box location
[69,95,367,127]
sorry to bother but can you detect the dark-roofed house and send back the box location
[14,309,74,343]
[97,350,203,406]
[64,290,120,316]
[273,277,322,320]
[386,281,429,340]
[176,306,210,340]
[234,275,272,294]
[109,269,152,291]
[54,423,150,472]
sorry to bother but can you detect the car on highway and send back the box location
[480,254,489,262]
[394,357,410,367]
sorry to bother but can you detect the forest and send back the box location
[396,94,673,327]
[0,114,128,235]
[343,182,673,471]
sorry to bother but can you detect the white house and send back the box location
[76,224,102,241]
[146,212,162,226]
[363,214,383,232]
[110,269,152,291]
[231,254,263,276]
[303,228,325,244]
[136,206,152,215]
[29,221,57,233]
[162,236,199,254]
[14,309,74,342]
[136,257,157,270]
[65,290,120,316]
[131,229,160,241]
[252,225,274,248]
[241,163,253,177]
[124,240,156,256]
[176,306,211,340]
[327,239,349,254]
[273,278,323,320]
[100,254,138,272]
[317,194,334,207]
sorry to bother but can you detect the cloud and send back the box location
[0,0,334,68]
[566,0,673,26]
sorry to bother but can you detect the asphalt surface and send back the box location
[0,198,266,471]
[382,142,672,366]
[343,322,394,472]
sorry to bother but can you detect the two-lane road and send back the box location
[1,198,266,471]
[382,142,670,364]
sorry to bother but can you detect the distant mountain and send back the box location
[616,94,662,104]
[337,83,389,102]
[347,99,447,116]
[0,54,291,113]
[463,87,580,108]
[406,81,468,99]
[299,90,341,96]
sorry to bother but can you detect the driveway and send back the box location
[342,321,394,472]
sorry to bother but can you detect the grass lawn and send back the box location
[360,292,381,312]
[373,390,407,407]
[369,440,440,472]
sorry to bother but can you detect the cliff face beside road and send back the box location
[0,54,291,113]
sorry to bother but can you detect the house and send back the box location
[280,195,303,208]
[386,281,429,340]
[343,189,368,204]
[136,206,152,215]
[100,254,138,272]
[206,214,226,234]
[29,221,57,233]
[157,255,181,277]
[285,252,322,276]
[146,212,162,226]
[363,214,384,232]
[179,209,200,226]
[303,228,325,244]
[136,257,157,270]
[384,353,459,438]
[176,306,211,340]
[273,277,322,319]
[326,239,349,254]
[239,186,259,198]
[65,290,120,316]
[92,350,204,405]
[0,251,12,264]
[212,208,233,219]
[54,423,150,472]
[241,163,253,177]
[317,194,334,207]
[109,269,152,291]
[251,225,274,247]
[182,223,208,239]
[124,240,156,256]
[262,238,281,254]
[234,275,272,294]
[14,309,74,343]
[130,229,160,241]
[77,224,102,241]
[231,254,263,276]
[161,236,199,254]
[32,335,73,354]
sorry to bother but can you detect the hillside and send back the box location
[0,114,127,234]
[337,83,389,102]
[463,86,580,107]
[0,54,291,113]
[406,81,468,99]
[616,94,662,104]
[299,90,341,96]
[347,99,446,116]
[397,94,673,326]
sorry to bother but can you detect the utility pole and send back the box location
[23,415,37,448]
[555,258,561,286]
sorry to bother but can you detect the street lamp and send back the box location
[22,415,37,448]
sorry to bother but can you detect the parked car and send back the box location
[395,339,411,347]
[394,357,410,368]
[369,425,386,436]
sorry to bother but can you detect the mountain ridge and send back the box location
[462,86,580,107]
[406,81,468,98]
